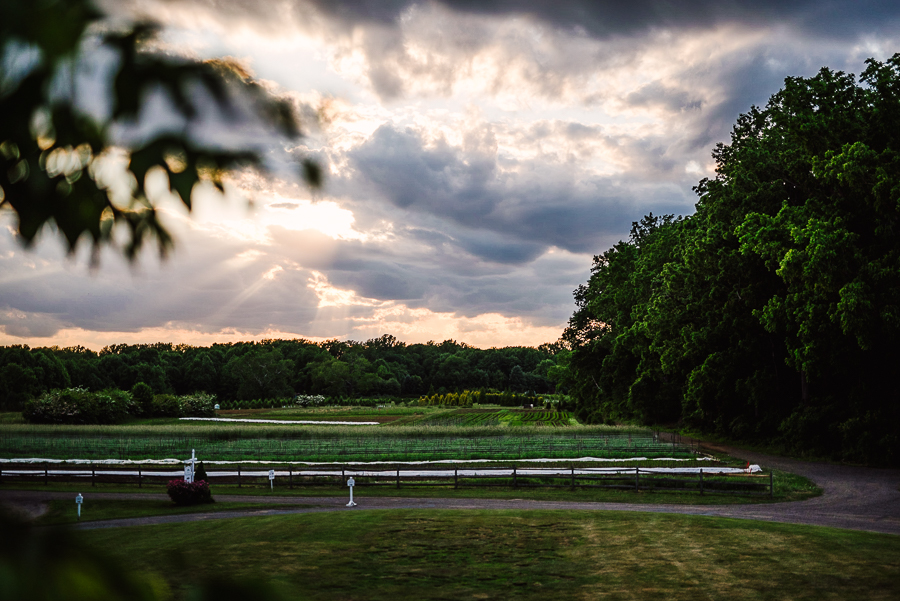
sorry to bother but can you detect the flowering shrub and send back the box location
[23,388,133,424]
[179,392,217,417]
[166,479,214,505]
[292,394,327,407]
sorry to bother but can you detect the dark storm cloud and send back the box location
[305,0,900,40]
[345,123,689,258]
[263,219,586,323]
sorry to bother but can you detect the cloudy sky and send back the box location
[2,0,898,350]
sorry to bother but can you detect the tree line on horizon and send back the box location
[561,56,900,466]
[0,335,567,410]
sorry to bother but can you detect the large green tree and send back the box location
[565,55,900,464]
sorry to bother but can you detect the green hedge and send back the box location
[22,388,217,424]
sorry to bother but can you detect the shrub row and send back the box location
[22,388,217,424]
[216,395,405,410]
[418,390,545,407]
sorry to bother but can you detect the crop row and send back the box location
[415,409,574,428]
[0,431,694,462]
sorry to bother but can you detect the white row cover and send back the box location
[180,417,380,425]
[0,455,719,466]
[1,465,761,477]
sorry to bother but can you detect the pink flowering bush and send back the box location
[166,479,214,505]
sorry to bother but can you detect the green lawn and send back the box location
[80,509,900,600]
[35,498,319,525]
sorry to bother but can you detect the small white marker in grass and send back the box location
[76,493,83,519]
[269,469,275,490]
[346,477,357,507]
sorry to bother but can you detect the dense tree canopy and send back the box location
[564,55,900,465]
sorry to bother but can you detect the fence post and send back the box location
[289,465,293,490]
[454,468,458,489]
[138,467,142,489]
[635,467,639,491]
[396,465,400,489]
[513,467,517,488]
[91,464,95,488]
[571,466,575,489]
[238,466,241,488]
[44,468,48,486]
[699,468,703,496]
[770,471,774,499]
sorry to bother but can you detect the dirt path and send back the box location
[3,444,898,535]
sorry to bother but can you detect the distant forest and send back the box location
[0,336,566,409]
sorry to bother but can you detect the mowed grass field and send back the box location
[81,509,900,600]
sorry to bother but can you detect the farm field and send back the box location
[206,406,578,427]
[0,405,692,463]
[77,509,900,600]
[411,407,577,427]
[0,427,690,463]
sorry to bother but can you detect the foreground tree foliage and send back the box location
[0,0,319,261]
[564,56,900,465]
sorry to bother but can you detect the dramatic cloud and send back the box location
[3,0,899,348]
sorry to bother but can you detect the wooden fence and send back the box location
[0,463,774,498]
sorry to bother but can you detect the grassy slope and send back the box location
[35,498,319,526]
[82,509,900,600]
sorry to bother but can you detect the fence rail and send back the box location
[0,463,773,498]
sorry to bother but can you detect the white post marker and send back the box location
[268,469,275,490]
[346,476,357,507]
[76,493,83,520]
[184,449,197,483]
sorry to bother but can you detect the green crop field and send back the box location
[0,405,692,463]
[411,408,577,427]
[0,427,689,462]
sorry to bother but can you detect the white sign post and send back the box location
[346,476,357,507]
[268,469,275,490]
[184,449,197,483]
[76,493,83,520]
